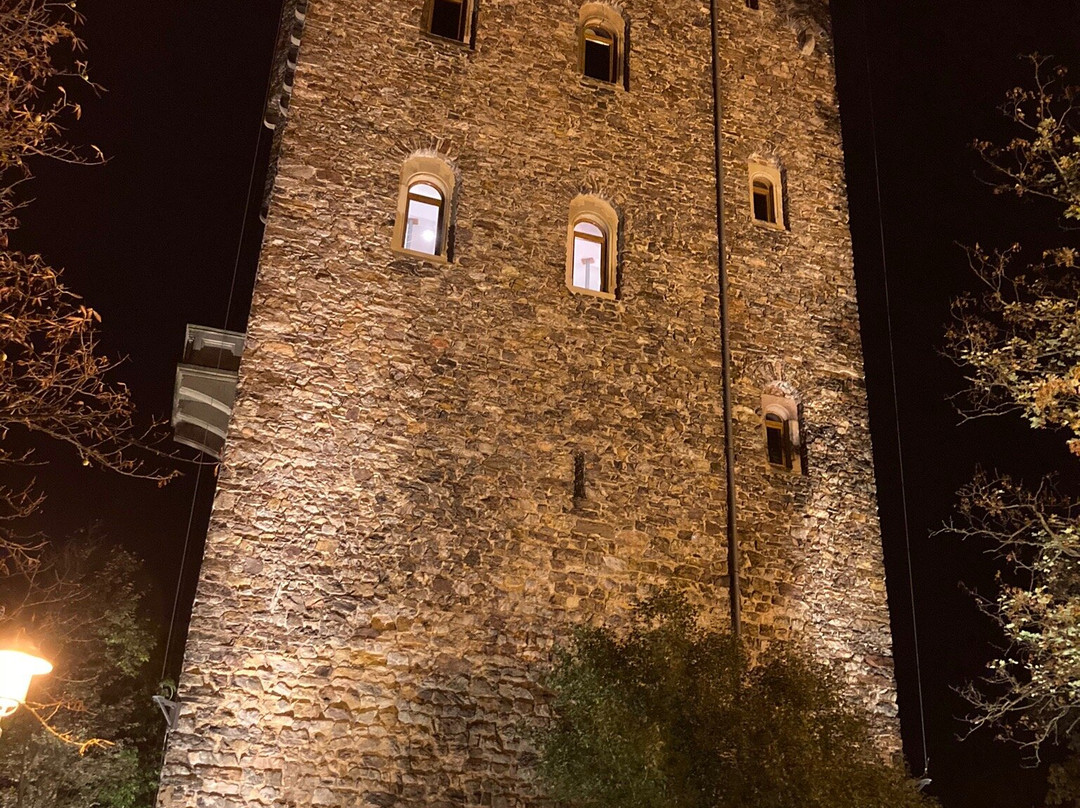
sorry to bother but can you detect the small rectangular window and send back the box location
[573,452,586,500]
[746,0,760,9]
[583,30,615,83]
[429,0,467,42]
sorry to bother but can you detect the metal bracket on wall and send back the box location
[153,695,180,731]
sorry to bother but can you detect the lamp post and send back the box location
[0,634,52,718]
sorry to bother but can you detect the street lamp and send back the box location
[0,634,52,718]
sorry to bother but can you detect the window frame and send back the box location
[566,195,619,300]
[761,389,804,475]
[577,3,628,90]
[747,162,786,230]
[571,220,609,294]
[764,413,791,470]
[422,0,476,47]
[752,178,776,224]
[403,182,446,257]
[392,155,457,263]
[582,25,617,83]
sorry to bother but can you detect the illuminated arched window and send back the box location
[566,196,619,299]
[404,182,444,256]
[393,155,456,261]
[572,220,607,292]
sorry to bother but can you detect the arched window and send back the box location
[566,196,619,299]
[424,0,473,44]
[762,385,804,474]
[582,25,616,82]
[404,182,444,256]
[748,161,785,228]
[764,412,790,469]
[393,155,456,261]
[572,220,607,292]
[752,178,775,224]
[578,4,627,87]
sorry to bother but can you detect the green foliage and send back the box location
[535,591,933,808]
[0,536,166,808]
[1047,732,1080,808]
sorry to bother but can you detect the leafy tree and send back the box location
[0,534,165,808]
[535,591,932,808]
[949,56,1080,453]
[1047,732,1080,808]
[943,55,1080,760]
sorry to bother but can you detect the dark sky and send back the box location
[9,2,1080,807]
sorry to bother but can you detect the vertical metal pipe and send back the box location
[709,0,741,639]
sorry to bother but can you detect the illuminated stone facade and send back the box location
[158,1,898,806]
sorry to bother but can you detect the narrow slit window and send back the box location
[428,0,468,42]
[582,26,616,83]
[752,178,775,223]
[573,452,586,500]
[765,413,790,469]
[404,182,444,256]
[746,0,760,9]
[572,221,607,292]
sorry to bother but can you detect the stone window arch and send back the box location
[393,154,457,262]
[578,3,628,88]
[762,383,803,474]
[423,0,476,45]
[748,161,786,229]
[566,195,619,299]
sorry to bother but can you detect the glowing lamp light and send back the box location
[422,229,436,243]
[0,645,52,718]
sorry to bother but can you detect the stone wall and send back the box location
[158,1,898,806]
[716,1,897,725]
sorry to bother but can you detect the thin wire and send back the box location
[862,2,930,777]
[159,1,287,682]
[160,461,203,681]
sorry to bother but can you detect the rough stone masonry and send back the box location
[158,1,899,806]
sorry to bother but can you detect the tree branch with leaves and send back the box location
[944,55,1080,764]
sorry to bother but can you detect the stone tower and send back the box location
[158,0,898,805]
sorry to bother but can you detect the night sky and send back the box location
[9,2,1080,807]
